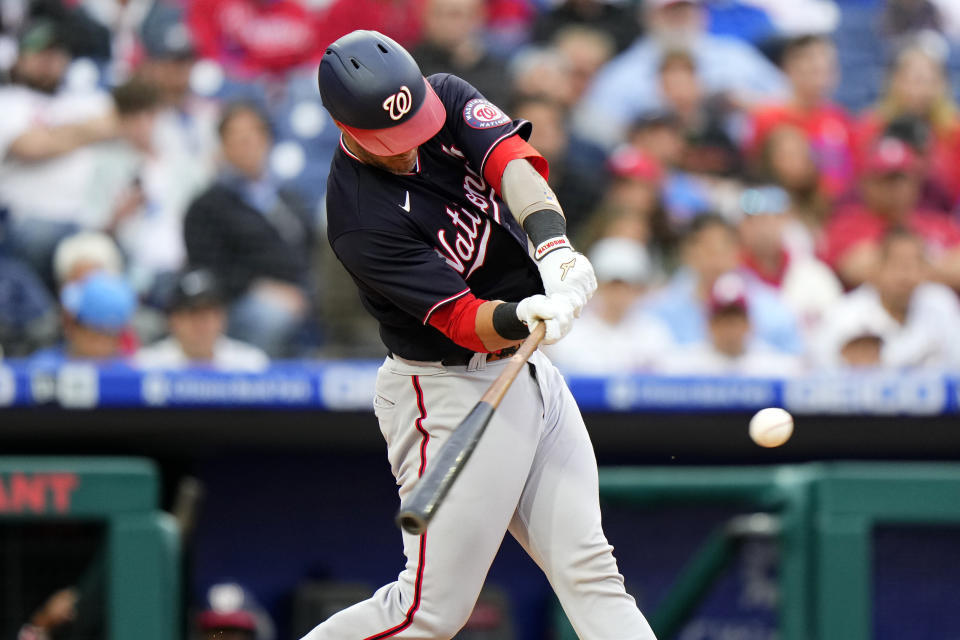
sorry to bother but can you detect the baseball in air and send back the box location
[749,408,794,448]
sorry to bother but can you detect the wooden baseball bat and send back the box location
[395,322,547,535]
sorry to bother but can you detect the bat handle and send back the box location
[398,511,428,536]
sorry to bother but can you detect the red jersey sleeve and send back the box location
[482,135,549,194]
[426,291,489,352]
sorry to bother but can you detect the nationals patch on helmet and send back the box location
[463,98,511,129]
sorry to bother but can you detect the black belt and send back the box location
[389,346,521,367]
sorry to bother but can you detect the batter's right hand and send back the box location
[516,294,575,345]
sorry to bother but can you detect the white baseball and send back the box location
[749,407,794,448]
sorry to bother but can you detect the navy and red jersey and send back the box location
[325,74,545,361]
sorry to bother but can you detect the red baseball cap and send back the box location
[197,610,257,632]
[608,147,663,184]
[708,272,749,315]
[864,138,920,176]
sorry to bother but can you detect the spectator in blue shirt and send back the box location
[29,271,136,366]
[645,213,804,354]
[572,0,787,147]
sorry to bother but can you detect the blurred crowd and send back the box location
[1,0,960,375]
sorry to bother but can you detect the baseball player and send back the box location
[305,30,656,640]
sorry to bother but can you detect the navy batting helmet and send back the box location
[318,30,446,156]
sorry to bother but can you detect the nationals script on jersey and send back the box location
[325,74,544,361]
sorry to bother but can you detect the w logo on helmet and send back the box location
[383,86,413,121]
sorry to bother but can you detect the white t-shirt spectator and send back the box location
[153,100,220,187]
[655,340,804,377]
[776,254,844,337]
[545,306,675,375]
[0,85,112,225]
[88,138,208,282]
[135,336,269,371]
[814,283,960,370]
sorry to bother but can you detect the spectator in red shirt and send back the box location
[749,34,855,198]
[854,45,960,205]
[820,137,960,289]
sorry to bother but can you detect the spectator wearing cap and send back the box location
[29,272,136,365]
[51,231,142,354]
[52,231,125,287]
[814,229,960,369]
[0,19,119,281]
[581,147,677,274]
[545,237,674,374]
[748,34,856,199]
[655,272,804,376]
[184,103,315,357]
[645,213,804,354]
[196,582,274,640]
[854,46,960,205]
[573,0,786,148]
[881,114,955,212]
[738,186,842,337]
[825,314,886,369]
[820,137,960,289]
[135,269,267,371]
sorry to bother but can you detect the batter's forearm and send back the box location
[475,301,527,352]
[500,159,564,227]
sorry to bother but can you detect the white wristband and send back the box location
[534,236,571,261]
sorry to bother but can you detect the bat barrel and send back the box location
[393,325,545,536]
[395,401,495,535]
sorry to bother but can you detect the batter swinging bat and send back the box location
[396,322,547,535]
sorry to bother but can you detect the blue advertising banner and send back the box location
[1,360,957,415]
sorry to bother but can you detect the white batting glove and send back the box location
[516,294,576,345]
[534,237,597,317]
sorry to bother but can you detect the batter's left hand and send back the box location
[536,245,597,317]
[516,294,576,344]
